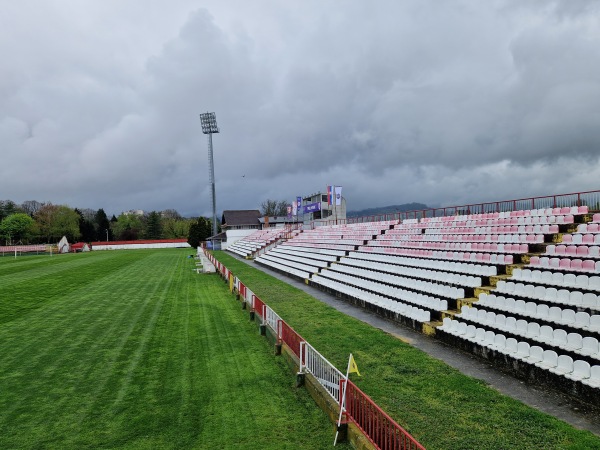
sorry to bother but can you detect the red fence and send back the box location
[316,189,600,228]
[279,320,304,359]
[205,249,425,450]
[0,245,47,253]
[343,380,425,450]
[253,295,265,320]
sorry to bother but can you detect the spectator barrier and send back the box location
[204,250,424,449]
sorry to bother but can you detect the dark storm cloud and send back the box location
[1,1,599,217]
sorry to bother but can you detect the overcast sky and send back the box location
[2,1,600,217]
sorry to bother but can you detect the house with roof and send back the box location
[217,210,262,250]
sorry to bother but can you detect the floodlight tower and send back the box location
[199,112,220,238]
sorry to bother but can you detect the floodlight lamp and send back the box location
[199,112,220,134]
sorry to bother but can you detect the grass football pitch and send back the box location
[0,249,340,449]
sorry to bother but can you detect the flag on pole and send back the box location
[334,353,361,446]
[348,353,360,376]
[335,186,343,206]
[327,185,334,205]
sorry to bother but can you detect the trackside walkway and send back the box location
[230,253,600,437]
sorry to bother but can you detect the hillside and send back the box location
[346,202,429,218]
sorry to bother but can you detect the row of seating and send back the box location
[495,281,600,309]
[338,257,482,288]
[278,244,346,257]
[269,249,331,268]
[449,311,599,363]
[359,246,515,265]
[318,270,449,311]
[419,225,559,234]
[397,218,565,228]
[329,264,465,299]
[369,240,529,254]
[562,234,600,245]
[384,233,545,244]
[476,293,600,331]
[300,232,376,239]
[529,256,600,273]
[256,254,320,275]
[439,318,599,387]
[347,251,497,277]
[254,256,310,279]
[511,268,600,291]
[577,223,600,234]
[274,248,338,263]
[311,274,431,322]
[285,241,356,251]
[545,245,600,258]
[422,206,588,221]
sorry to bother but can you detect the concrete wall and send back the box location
[223,229,258,250]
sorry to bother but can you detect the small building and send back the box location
[57,236,70,253]
[71,242,91,252]
[219,210,262,250]
[301,191,346,226]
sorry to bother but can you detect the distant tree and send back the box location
[260,199,288,216]
[161,209,181,220]
[0,200,20,222]
[79,208,97,222]
[0,213,35,244]
[145,211,163,239]
[162,217,191,239]
[20,200,44,217]
[75,208,96,242]
[112,213,143,241]
[94,208,112,241]
[35,204,80,242]
[187,217,212,248]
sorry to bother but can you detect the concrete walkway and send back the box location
[230,253,600,436]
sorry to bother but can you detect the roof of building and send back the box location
[258,216,296,224]
[221,210,261,227]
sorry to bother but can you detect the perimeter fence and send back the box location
[207,250,425,450]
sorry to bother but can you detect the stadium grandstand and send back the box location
[227,190,600,404]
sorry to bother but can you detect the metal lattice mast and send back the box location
[199,112,220,238]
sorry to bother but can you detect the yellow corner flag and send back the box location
[349,354,361,377]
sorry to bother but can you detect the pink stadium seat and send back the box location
[529,256,540,267]
[577,246,590,257]
[559,258,571,270]
[571,259,583,271]
[566,246,578,257]
[593,213,600,223]
[555,245,566,256]
[562,235,573,244]
[589,223,600,233]
[560,207,571,215]
[552,208,562,215]
[582,259,596,272]
[583,234,595,245]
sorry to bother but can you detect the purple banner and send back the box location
[303,202,321,213]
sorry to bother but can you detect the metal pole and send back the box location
[207,132,218,237]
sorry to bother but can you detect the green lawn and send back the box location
[0,250,341,449]
[213,251,600,450]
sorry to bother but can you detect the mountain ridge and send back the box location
[347,202,429,218]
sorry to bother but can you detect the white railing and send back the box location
[265,305,282,335]
[299,341,345,404]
